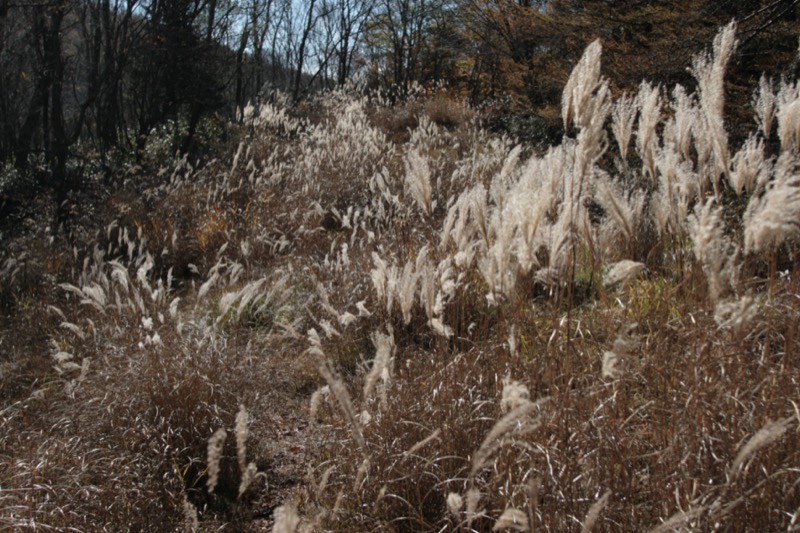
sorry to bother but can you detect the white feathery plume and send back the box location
[688,198,737,302]
[405,149,433,216]
[777,80,800,152]
[363,330,395,404]
[714,295,760,334]
[60,321,86,340]
[479,212,517,303]
[440,193,463,250]
[603,260,646,290]
[206,428,227,493]
[753,75,776,139]
[420,262,437,322]
[370,252,390,310]
[729,417,793,478]
[196,268,220,305]
[493,508,529,531]
[690,21,738,192]
[601,324,639,380]
[581,491,612,533]
[308,331,367,456]
[183,495,199,532]
[612,93,637,160]
[498,144,522,184]
[397,258,419,325]
[235,404,249,473]
[309,385,331,422]
[500,377,530,414]
[562,39,604,131]
[470,397,547,478]
[353,457,370,491]
[446,492,463,517]
[466,487,483,527]
[508,179,548,274]
[356,300,371,317]
[636,81,662,183]
[652,146,696,236]
[400,428,441,465]
[743,160,800,254]
[238,462,259,498]
[729,134,766,196]
[318,319,340,339]
[430,317,454,339]
[666,85,696,159]
[338,311,357,327]
[595,178,642,242]
[272,503,300,533]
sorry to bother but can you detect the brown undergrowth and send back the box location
[2,23,800,532]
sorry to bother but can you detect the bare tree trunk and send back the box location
[292,0,317,101]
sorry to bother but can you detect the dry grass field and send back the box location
[1,24,799,531]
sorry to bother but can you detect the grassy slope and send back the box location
[2,26,800,531]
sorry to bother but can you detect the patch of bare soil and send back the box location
[237,352,325,530]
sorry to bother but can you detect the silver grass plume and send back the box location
[509,151,563,273]
[235,404,250,473]
[562,39,604,131]
[466,487,483,527]
[603,260,646,290]
[500,377,530,413]
[729,134,767,196]
[480,207,518,304]
[650,507,707,533]
[667,85,696,160]
[397,258,419,325]
[363,330,395,408]
[206,427,227,492]
[309,385,331,422]
[688,198,737,303]
[470,395,548,478]
[307,329,368,456]
[400,428,441,465]
[446,492,463,517]
[777,80,800,152]
[493,508,529,531]
[581,491,611,533]
[272,502,300,533]
[729,417,793,479]
[238,463,259,498]
[443,185,489,252]
[743,157,800,254]
[753,75,776,139]
[183,494,199,532]
[690,22,737,192]
[612,93,637,160]
[420,264,437,322]
[596,177,644,242]
[500,144,522,181]
[405,149,433,216]
[652,146,696,236]
[317,464,335,499]
[370,252,393,312]
[602,323,639,380]
[470,185,491,246]
[636,81,662,183]
[353,456,370,491]
[714,295,761,334]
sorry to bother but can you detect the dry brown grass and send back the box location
[2,25,800,532]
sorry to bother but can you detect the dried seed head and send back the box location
[447,492,464,517]
[206,428,227,493]
[493,507,529,531]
